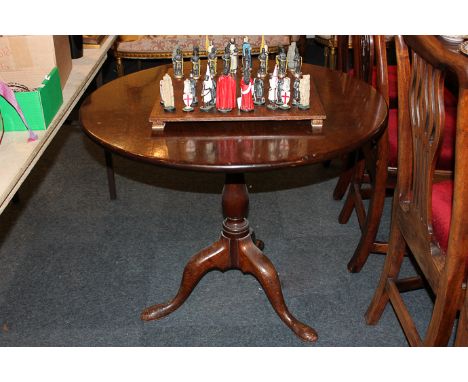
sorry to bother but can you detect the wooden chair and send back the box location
[365,35,468,346]
[334,36,458,273]
[332,36,391,272]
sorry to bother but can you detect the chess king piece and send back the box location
[276,46,287,78]
[267,64,279,110]
[298,74,310,109]
[160,73,175,111]
[222,45,231,76]
[208,46,217,77]
[253,73,265,105]
[287,42,297,71]
[292,72,301,106]
[293,48,302,75]
[229,38,238,74]
[172,46,184,79]
[191,46,200,79]
[201,66,215,112]
[258,47,268,79]
[242,36,252,71]
[182,79,194,112]
[216,62,236,112]
[239,69,254,112]
[279,77,291,110]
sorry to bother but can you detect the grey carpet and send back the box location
[0,120,444,346]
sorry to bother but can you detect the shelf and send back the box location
[0,36,117,214]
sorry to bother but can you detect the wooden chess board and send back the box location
[149,61,326,132]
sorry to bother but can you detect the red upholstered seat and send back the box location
[388,107,457,170]
[388,108,398,167]
[387,65,398,104]
[432,180,454,253]
[444,87,458,107]
[348,66,398,104]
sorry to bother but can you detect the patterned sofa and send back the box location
[114,35,304,76]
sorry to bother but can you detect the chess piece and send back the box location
[239,69,254,112]
[264,44,269,71]
[242,36,252,71]
[298,74,310,109]
[172,46,184,79]
[216,71,236,112]
[207,39,214,56]
[229,38,238,74]
[287,42,297,71]
[293,48,302,75]
[258,47,268,79]
[201,66,215,112]
[182,79,194,112]
[267,65,279,110]
[292,73,301,106]
[276,77,284,105]
[279,77,291,110]
[222,45,231,76]
[208,46,217,77]
[160,73,175,111]
[189,73,198,105]
[276,46,287,78]
[191,46,200,79]
[253,74,265,105]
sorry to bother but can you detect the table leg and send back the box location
[104,149,117,200]
[141,173,317,342]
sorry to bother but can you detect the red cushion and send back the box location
[387,65,398,103]
[388,107,457,171]
[438,107,457,170]
[432,180,453,253]
[388,108,398,167]
[348,66,398,102]
[444,87,458,107]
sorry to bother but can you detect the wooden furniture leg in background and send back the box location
[104,149,117,200]
[141,173,318,342]
[346,135,388,273]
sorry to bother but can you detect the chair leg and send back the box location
[338,158,365,225]
[116,56,124,77]
[324,46,329,68]
[365,209,406,325]
[347,140,388,273]
[104,149,117,200]
[333,153,356,200]
[424,275,465,346]
[455,286,468,346]
[330,46,336,70]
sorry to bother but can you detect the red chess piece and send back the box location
[240,76,254,112]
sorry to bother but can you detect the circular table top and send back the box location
[80,63,387,172]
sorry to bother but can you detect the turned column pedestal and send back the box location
[141,173,318,343]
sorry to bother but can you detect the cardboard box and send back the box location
[0,35,72,89]
[0,66,63,131]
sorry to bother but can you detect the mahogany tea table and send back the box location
[80,63,387,342]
